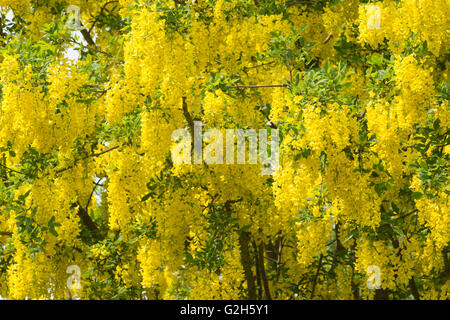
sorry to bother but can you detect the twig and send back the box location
[92,145,120,157]
[85,178,104,211]
[64,36,112,57]
[89,1,119,34]
[0,163,24,175]
[56,145,120,174]
[247,62,275,69]
[394,209,418,220]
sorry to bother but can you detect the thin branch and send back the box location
[63,36,112,57]
[224,198,243,206]
[89,1,119,34]
[326,238,337,246]
[0,231,12,236]
[394,209,418,221]
[85,178,104,211]
[56,145,120,174]
[0,163,24,175]
[247,61,275,69]
[92,145,120,157]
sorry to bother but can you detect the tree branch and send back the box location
[310,254,323,299]
[76,202,100,241]
[247,61,275,69]
[85,177,104,212]
[88,1,119,34]
[56,145,119,174]
[0,163,24,175]
[258,242,272,300]
[182,97,195,139]
[252,241,263,299]
[239,231,257,300]
[80,23,95,46]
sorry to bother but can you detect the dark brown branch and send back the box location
[408,278,420,300]
[310,254,323,299]
[56,145,119,174]
[239,231,257,300]
[0,163,24,175]
[252,241,263,299]
[182,96,195,139]
[225,198,243,206]
[394,209,418,221]
[77,202,100,241]
[89,1,119,33]
[258,242,272,300]
[80,24,95,46]
[92,145,120,157]
[247,62,275,69]
[332,222,343,270]
[0,231,12,236]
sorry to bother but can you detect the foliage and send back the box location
[0,0,448,300]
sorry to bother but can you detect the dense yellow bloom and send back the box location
[0,0,448,301]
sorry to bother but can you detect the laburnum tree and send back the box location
[0,0,448,300]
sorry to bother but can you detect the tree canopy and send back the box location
[0,0,448,300]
